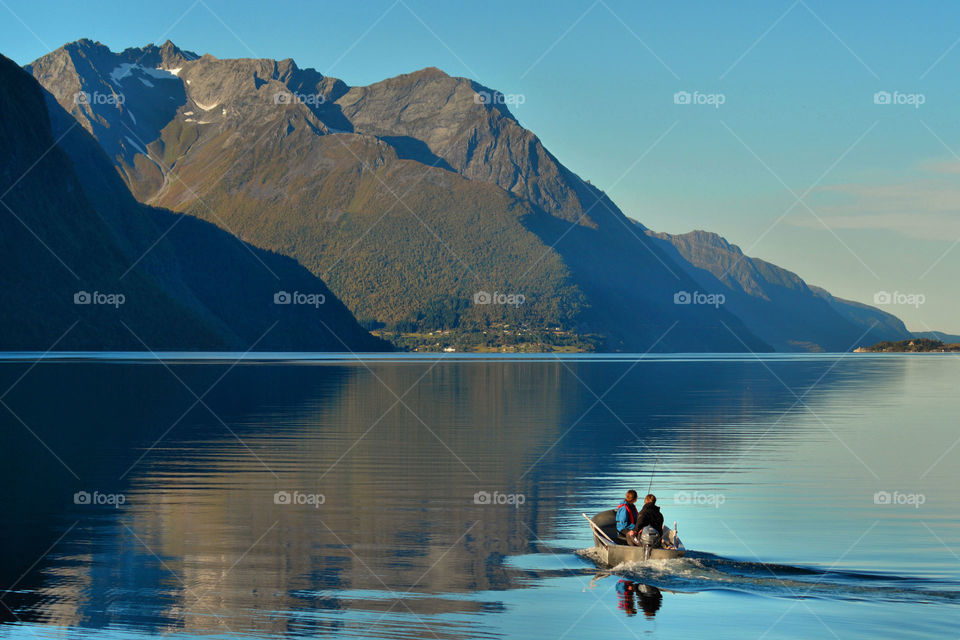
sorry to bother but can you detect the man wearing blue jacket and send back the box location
[616,490,641,546]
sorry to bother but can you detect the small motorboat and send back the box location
[584,510,685,565]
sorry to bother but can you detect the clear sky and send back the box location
[3,0,958,333]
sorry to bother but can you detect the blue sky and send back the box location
[3,0,959,333]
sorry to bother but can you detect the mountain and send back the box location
[807,286,912,344]
[911,330,960,343]
[646,229,912,352]
[0,52,388,351]
[335,67,625,227]
[25,39,915,353]
[26,39,774,353]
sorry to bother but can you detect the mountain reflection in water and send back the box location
[2,355,957,639]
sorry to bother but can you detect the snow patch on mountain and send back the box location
[109,63,180,85]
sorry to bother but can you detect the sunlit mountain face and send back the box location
[23,38,911,354]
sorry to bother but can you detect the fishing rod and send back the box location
[646,454,659,495]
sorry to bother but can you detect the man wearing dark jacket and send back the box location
[637,494,664,535]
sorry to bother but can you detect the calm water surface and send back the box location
[0,354,957,639]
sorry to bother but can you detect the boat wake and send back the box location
[575,548,960,605]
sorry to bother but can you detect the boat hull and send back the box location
[599,544,685,566]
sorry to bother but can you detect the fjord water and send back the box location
[0,355,957,639]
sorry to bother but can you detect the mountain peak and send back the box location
[407,66,450,79]
[126,40,200,68]
[159,39,199,60]
[70,37,100,48]
[62,38,111,55]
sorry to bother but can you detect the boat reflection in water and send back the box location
[616,580,663,618]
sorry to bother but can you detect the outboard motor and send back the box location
[639,526,662,561]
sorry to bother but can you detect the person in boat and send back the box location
[637,493,664,537]
[616,490,642,546]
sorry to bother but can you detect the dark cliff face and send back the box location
[0,52,389,351]
[647,229,912,352]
